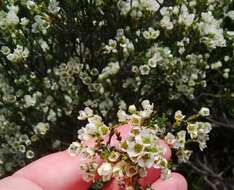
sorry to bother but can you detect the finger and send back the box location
[13,151,92,190]
[102,173,187,190]
[0,176,42,190]
[102,179,121,190]
[151,172,187,190]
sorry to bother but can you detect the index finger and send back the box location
[13,151,91,190]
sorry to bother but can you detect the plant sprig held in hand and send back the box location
[68,100,211,190]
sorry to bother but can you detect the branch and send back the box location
[207,117,234,129]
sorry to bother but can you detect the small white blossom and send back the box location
[138,153,155,168]
[160,16,173,30]
[68,142,81,156]
[128,105,137,114]
[227,10,234,20]
[6,6,19,26]
[97,162,113,181]
[24,95,36,108]
[176,149,192,163]
[160,168,171,180]
[178,5,195,27]
[78,107,93,120]
[165,132,176,147]
[174,130,186,149]
[126,142,144,158]
[34,122,49,135]
[48,0,60,14]
[143,27,160,40]
[199,107,210,116]
[117,110,129,122]
[174,110,185,121]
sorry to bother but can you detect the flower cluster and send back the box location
[1,45,29,64]
[68,101,211,189]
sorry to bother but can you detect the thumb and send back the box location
[151,172,187,190]
[102,179,120,190]
[101,173,187,190]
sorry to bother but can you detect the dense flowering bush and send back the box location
[0,0,234,189]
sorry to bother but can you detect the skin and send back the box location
[0,125,187,190]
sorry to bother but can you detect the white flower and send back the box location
[174,130,186,149]
[48,0,60,14]
[78,107,93,120]
[108,151,120,162]
[112,165,123,177]
[155,158,168,169]
[197,12,226,48]
[26,150,35,159]
[199,107,210,116]
[135,128,155,146]
[139,64,150,75]
[27,0,36,10]
[77,122,98,141]
[178,5,195,27]
[187,123,198,139]
[138,153,155,168]
[97,162,113,176]
[22,48,29,58]
[98,62,120,80]
[68,142,81,156]
[139,109,153,119]
[126,142,144,158]
[143,27,160,40]
[148,56,157,68]
[174,110,185,121]
[160,16,173,30]
[160,168,171,180]
[227,10,234,20]
[47,109,57,122]
[82,173,95,182]
[24,95,36,108]
[32,15,50,34]
[176,149,192,163]
[198,122,212,134]
[6,6,19,26]
[1,46,11,55]
[146,0,160,12]
[117,110,129,122]
[104,39,117,54]
[130,114,142,126]
[80,147,95,159]
[80,161,98,182]
[98,125,109,136]
[165,132,176,147]
[128,105,137,113]
[86,123,98,134]
[39,39,50,52]
[88,115,102,126]
[211,61,222,70]
[141,100,154,110]
[34,122,49,135]
[20,18,29,26]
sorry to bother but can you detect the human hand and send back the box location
[0,125,187,190]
